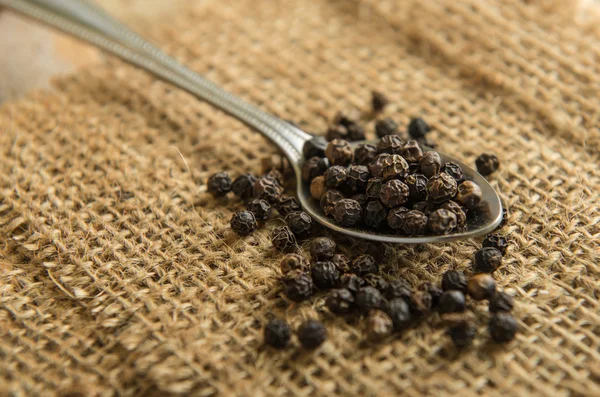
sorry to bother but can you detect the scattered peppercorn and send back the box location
[455,181,483,210]
[285,211,314,238]
[333,109,360,127]
[386,298,412,331]
[372,91,390,112]
[426,173,458,204]
[438,290,466,314]
[489,291,514,313]
[489,313,518,343]
[441,162,464,183]
[476,153,500,176]
[325,139,353,166]
[280,253,310,274]
[355,286,384,311]
[427,209,457,234]
[231,173,257,200]
[320,189,344,216]
[230,210,258,235]
[441,270,468,292]
[354,143,378,166]
[271,226,297,251]
[365,310,394,341]
[253,177,283,203]
[408,117,431,139]
[386,279,412,301]
[347,122,366,141]
[326,288,355,314]
[264,319,291,348]
[474,247,503,273]
[363,200,388,229]
[310,237,337,261]
[483,233,509,256]
[352,254,378,276]
[297,320,327,349]
[333,199,362,227]
[282,269,313,301]
[375,119,399,138]
[326,124,349,141]
[302,136,328,158]
[277,195,302,215]
[207,172,232,197]
[312,261,341,289]
[419,151,442,178]
[447,321,476,348]
[468,273,497,301]
[247,198,272,222]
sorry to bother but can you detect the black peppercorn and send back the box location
[387,207,409,230]
[440,200,467,227]
[247,198,272,222]
[310,176,327,200]
[378,134,405,155]
[404,173,428,202]
[416,136,437,149]
[409,287,433,318]
[412,201,434,215]
[333,109,360,127]
[455,181,482,210]
[474,247,503,273]
[331,253,351,273]
[386,298,412,331]
[379,180,410,208]
[352,254,378,276]
[438,290,466,314]
[264,319,291,348]
[297,320,327,349]
[303,135,328,159]
[419,151,442,178]
[418,282,443,308]
[365,177,384,200]
[324,165,348,189]
[468,273,497,301]
[427,209,458,234]
[386,279,412,301]
[280,253,310,274]
[355,286,384,311]
[231,173,257,200]
[408,117,431,139]
[309,237,337,261]
[398,140,424,163]
[401,210,428,235]
[271,226,297,252]
[476,153,500,176]
[333,199,362,227]
[354,143,378,166]
[282,269,313,301]
[326,124,349,141]
[426,173,457,204]
[207,172,232,197]
[363,200,388,229]
[489,291,514,313]
[447,321,476,348]
[230,210,258,235]
[441,162,464,183]
[483,233,509,256]
[382,154,409,181]
[489,313,518,343]
[340,273,366,293]
[366,309,394,341]
[326,288,355,314]
[441,270,468,292]
[363,274,390,292]
[253,177,283,203]
[302,156,329,182]
[347,122,366,141]
[277,195,302,216]
[325,139,353,166]
[320,189,344,216]
[285,211,314,238]
[375,118,399,138]
[368,154,391,178]
[372,91,390,112]
[265,168,284,186]
[312,261,341,289]
[351,193,368,207]
[347,165,370,192]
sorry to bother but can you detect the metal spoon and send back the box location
[2,0,503,243]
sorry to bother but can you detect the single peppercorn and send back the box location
[474,247,503,273]
[354,143,378,166]
[253,177,283,203]
[230,211,258,235]
[455,181,483,210]
[347,122,366,141]
[326,288,355,314]
[333,199,362,227]
[280,253,310,274]
[365,177,384,200]
[372,91,390,112]
[264,319,291,348]
[468,273,497,301]
[387,207,409,230]
[420,151,442,178]
[378,134,404,155]
[382,154,409,181]
[325,139,353,166]
[441,162,464,183]
[440,200,467,227]
[401,210,428,235]
[282,269,313,301]
[489,291,515,313]
[326,124,349,141]
[247,198,272,222]
[438,290,466,314]
[386,298,412,331]
[427,209,458,234]
[363,274,390,292]
[352,254,378,276]
[379,180,410,208]
[355,286,384,311]
[340,273,366,294]
[310,237,337,261]
[368,154,391,178]
[271,226,297,251]
[312,261,341,289]
[285,211,313,238]
[331,253,351,273]
[426,173,457,204]
[320,189,344,216]
[347,165,370,192]
[303,135,328,158]
[207,172,232,197]
[476,153,500,176]
[375,119,399,138]
[399,140,424,163]
[404,173,428,202]
[489,313,518,343]
[386,279,412,301]
[231,173,257,200]
[324,165,348,189]
[297,320,327,349]
[483,233,509,256]
[302,156,329,182]
[363,200,388,229]
[366,310,394,341]
[310,176,326,200]
[447,321,476,348]
[408,117,431,139]
[277,196,302,216]
[441,270,468,292]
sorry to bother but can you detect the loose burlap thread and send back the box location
[0,0,599,396]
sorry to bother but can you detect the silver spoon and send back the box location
[2,0,503,243]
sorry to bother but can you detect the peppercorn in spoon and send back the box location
[3,0,503,243]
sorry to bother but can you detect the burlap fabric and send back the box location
[1,0,599,396]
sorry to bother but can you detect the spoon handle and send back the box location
[1,0,311,164]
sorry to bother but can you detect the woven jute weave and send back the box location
[1,0,599,396]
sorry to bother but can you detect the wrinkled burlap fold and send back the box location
[0,0,598,396]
